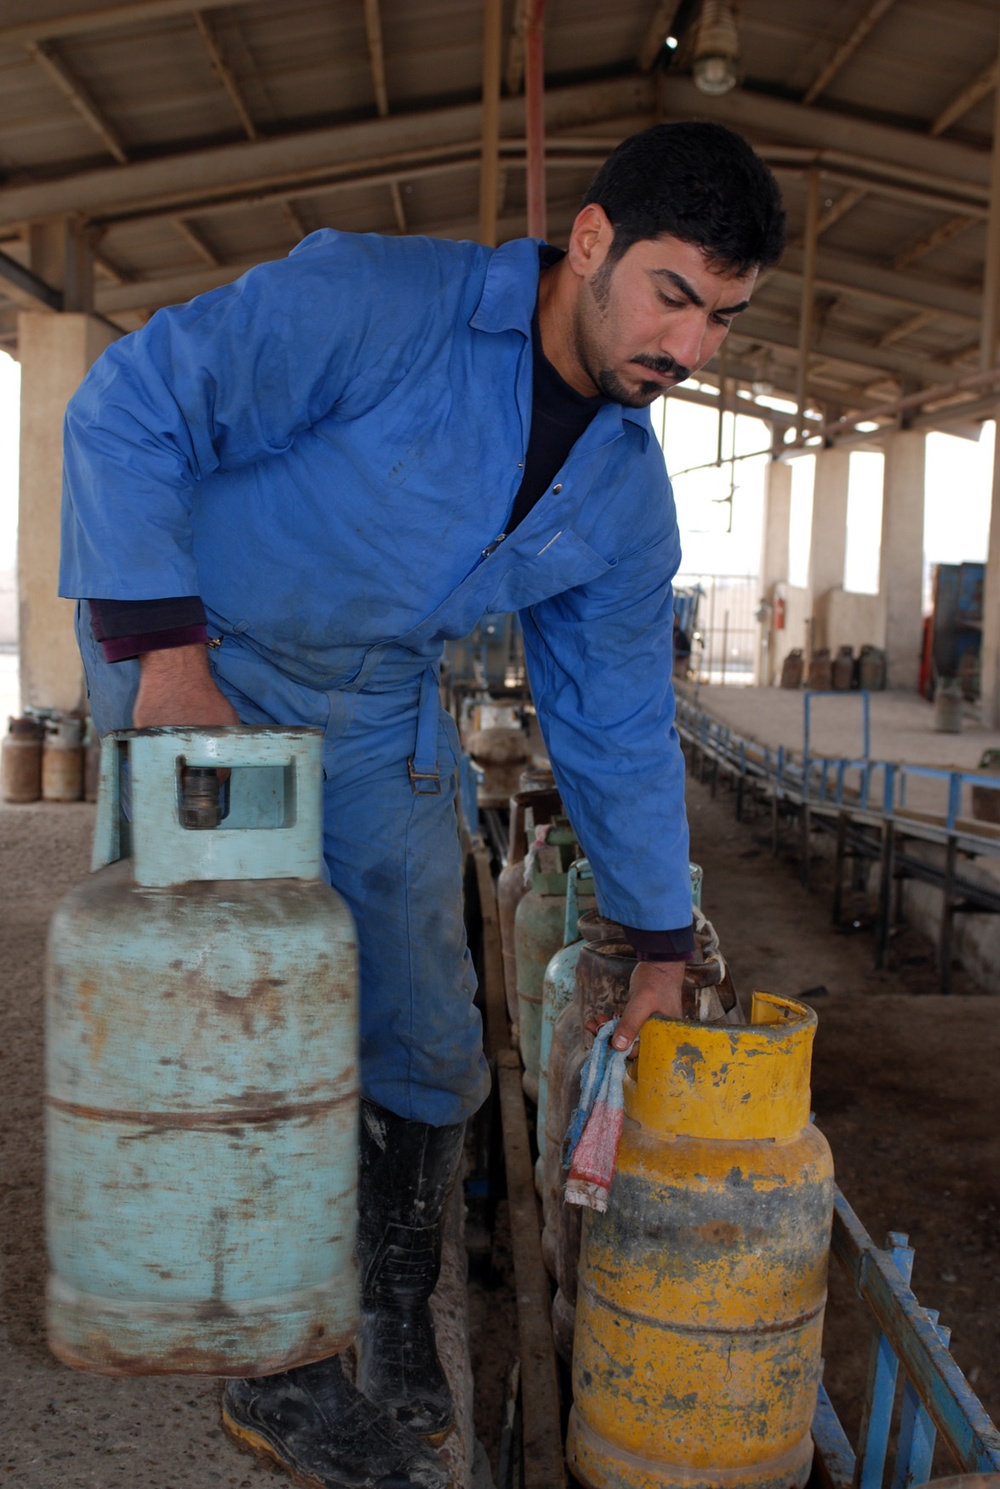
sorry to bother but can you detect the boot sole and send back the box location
[221,1401,328,1489]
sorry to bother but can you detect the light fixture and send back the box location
[692,0,740,96]
[665,34,678,49]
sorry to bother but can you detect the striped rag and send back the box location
[563,1019,630,1213]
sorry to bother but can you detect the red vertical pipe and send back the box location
[525,0,547,240]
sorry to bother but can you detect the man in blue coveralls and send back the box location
[61,122,784,1489]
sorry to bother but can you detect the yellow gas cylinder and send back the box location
[567,992,834,1489]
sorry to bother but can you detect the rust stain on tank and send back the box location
[673,1043,705,1085]
[76,979,110,1064]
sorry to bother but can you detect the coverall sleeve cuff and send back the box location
[100,623,210,663]
[622,922,696,962]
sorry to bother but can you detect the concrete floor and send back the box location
[683,682,1000,816]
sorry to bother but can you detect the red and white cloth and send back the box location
[563,1020,630,1213]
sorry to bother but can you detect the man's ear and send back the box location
[566,203,615,279]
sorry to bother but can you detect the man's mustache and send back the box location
[631,353,691,383]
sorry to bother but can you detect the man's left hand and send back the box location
[610,960,686,1051]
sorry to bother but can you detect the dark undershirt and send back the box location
[87,255,693,959]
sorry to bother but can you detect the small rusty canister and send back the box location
[831,645,854,690]
[807,648,832,690]
[780,650,804,689]
[2,715,44,803]
[42,715,84,802]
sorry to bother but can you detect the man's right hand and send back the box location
[133,644,241,729]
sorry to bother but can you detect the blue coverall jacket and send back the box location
[60,229,691,1125]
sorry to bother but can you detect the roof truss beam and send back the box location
[930,58,999,137]
[892,215,978,271]
[25,38,128,163]
[192,9,258,140]
[800,0,898,106]
[362,0,390,117]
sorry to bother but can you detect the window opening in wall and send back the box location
[922,424,993,611]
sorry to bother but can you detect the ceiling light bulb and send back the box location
[693,0,740,96]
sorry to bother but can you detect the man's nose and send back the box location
[660,312,709,371]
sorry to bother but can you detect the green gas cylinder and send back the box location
[514,815,592,1102]
[45,727,359,1376]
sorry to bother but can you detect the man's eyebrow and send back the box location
[649,268,751,316]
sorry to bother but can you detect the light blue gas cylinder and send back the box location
[45,727,359,1377]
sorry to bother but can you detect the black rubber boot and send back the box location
[221,1354,449,1489]
[355,1100,467,1442]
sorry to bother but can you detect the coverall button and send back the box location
[553,483,563,493]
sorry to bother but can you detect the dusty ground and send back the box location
[2,774,997,1485]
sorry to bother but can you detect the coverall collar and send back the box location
[469,236,653,447]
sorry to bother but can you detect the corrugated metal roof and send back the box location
[1,0,1000,434]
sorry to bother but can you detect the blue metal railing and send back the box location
[813,1190,1000,1485]
[675,695,1000,848]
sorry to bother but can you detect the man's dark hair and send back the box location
[582,121,786,276]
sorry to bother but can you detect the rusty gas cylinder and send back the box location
[807,649,833,691]
[780,649,804,689]
[42,715,84,802]
[567,993,834,1489]
[46,726,359,1376]
[2,715,44,803]
[497,786,561,1042]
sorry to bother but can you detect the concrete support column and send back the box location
[979,412,1000,726]
[18,311,117,711]
[759,458,792,684]
[878,428,926,691]
[808,446,850,652]
[29,218,94,313]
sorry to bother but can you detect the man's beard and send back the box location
[592,354,692,409]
